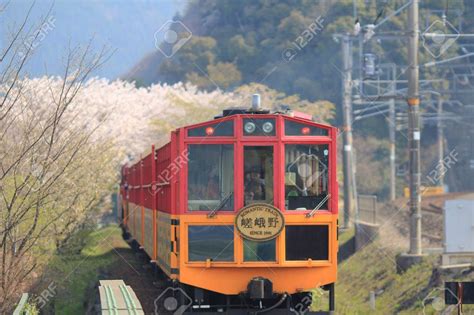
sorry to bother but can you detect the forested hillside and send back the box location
[125,0,474,196]
[126,0,470,101]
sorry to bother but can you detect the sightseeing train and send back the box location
[119,99,338,314]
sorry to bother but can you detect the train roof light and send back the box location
[262,121,274,133]
[244,121,256,134]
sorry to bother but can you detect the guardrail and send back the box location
[357,194,377,224]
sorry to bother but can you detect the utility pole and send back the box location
[437,97,445,188]
[341,34,354,228]
[407,0,422,256]
[389,98,396,200]
[397,0,423,273]
[389,65,396,201]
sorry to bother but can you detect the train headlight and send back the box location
[205,126,214,136]
[301,126,310,135]
[244,122,256,134]
[262,122,274,133]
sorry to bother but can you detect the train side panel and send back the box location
[141,153,154,258]
[121,140,176,279]
[155,140,175,277]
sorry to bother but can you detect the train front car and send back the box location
[121,108,338,314]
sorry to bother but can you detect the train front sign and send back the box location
[119,100,338,314]
[235,203,285,241]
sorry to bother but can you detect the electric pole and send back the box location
[389,65,396,201]
[437,97,445,188]
[341,34,354,228]
[407,0,422,256]
[389,98,396,201]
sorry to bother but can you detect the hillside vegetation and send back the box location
[127,0,470,101]
[335,229,474,314]
[126,0,474,195]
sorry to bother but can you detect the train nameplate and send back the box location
[235,203,285,241]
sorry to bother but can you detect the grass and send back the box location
[336,241,434,314]
[338,225,355,246]
[41,225,473,314]
[333,228,474,315]
[45,225,127,314]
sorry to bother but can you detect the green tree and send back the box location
[207,62,242,89]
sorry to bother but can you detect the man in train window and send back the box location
[244,168,265,203]
[244,146,274,205]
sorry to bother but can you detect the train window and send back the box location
[244,146,273,205]
[188,225,234,262]
[243,239,276,262]
[243,118,276,136]
[285,144,329,210]
[285,120,328,136]
[188,120,234,137]
[188,144,234,211]
[285,225,329,261]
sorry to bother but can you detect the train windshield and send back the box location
[285,144,329,210]
[244,146,274,206]
[187,144,234,211]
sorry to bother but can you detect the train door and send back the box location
[241,144,277,262]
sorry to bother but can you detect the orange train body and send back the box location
[119,110,338,312]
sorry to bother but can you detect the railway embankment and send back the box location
[334,193,474,314]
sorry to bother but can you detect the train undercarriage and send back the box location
[155,279,335,315]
